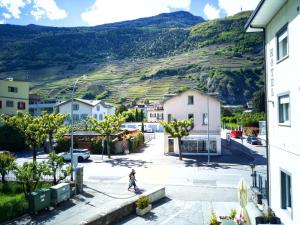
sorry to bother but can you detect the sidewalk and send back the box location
[7,182,159,225]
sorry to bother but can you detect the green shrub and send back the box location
[210,210,219,225]
[54,139,71,153]
[0,193,28,223]
[128,133,144,153]
[229,208,237,219]
[136,196,150,209]
[90,140,103,154]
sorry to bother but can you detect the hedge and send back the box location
[128,133,144,153]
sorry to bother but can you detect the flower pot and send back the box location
[136,204,152,216]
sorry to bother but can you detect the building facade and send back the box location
[56,99,115,122]
[147,104,164,122]
[246,0,300,224]
[0,79,29,115]
[163,89,221,155]
[29,94,61,116]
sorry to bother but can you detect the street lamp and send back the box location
[70,75,87,181]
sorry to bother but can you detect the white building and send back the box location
[163,89,221,155]
[147,103,164,122]
[246,1,300,224]
[56,98,115,121]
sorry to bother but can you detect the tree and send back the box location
[252,89,265,113]
[135,109,139,122]
[0,152,16,183]
[40,112,68,151]
[116,104,128,115]
[14,161,50,195]
[160,119,193,160]
[141,110,145,133]
[1,113,47,162]
[88,114,125,158]
[47,151,71,185]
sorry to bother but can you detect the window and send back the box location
[202,113,208,125]
[73,114,79,121]
[188,96,194,105]
[277,25,288,61]
[167,114,172,123]
[93,114,97,119]
[188,114,194,129]
[17,102,26,110]
[6,100,13,107]
[278,94,290,124]
[281,171,292,212]
[0,100,2,109]
[81,114,88,119]
[8,86,18,93]
[96,105,100,111]
[72,103,79,111]
[99,114,103,120]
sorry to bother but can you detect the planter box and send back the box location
[136,204,152,216]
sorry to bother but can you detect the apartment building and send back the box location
[163,89,221,155]
[0,78,29,115]
[246,0,300,224]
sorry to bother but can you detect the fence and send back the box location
[251,169,268,200]
[4,172,71,183]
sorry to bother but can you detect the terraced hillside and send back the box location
[0,11,263,105]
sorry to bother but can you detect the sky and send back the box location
[0,0,260,27]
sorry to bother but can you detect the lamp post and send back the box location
[70,75,87,181]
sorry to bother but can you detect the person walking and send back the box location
[128,169,137,191]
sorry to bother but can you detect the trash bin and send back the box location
[28,189,51,214]
[50,183,70,206]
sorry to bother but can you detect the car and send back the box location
[246,136,261,145]
[59,149,90,162]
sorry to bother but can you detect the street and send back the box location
[11,132,267,225]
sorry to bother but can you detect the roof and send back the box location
[162,88,221,104]
[245,0,287,32]
[56,98,114,108]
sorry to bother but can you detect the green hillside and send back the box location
[0,11,263,105]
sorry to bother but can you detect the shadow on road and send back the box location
[102,157,153,168]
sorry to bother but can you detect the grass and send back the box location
[0,181,53,223]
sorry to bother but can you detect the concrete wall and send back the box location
[0,80,29,115]
[265,0,300,224]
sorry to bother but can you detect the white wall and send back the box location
[265,0,300,224]
[163,89,221,133]
[58,100,92,119]
[163,90,221,155]
[91,104,114,120]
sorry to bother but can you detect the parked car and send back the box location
[59,149,90,162]
[247,136,261,145]
[231,130,243,138]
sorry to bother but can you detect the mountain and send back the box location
[0,11,263,105]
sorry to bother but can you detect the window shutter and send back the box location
[281,171,287,209]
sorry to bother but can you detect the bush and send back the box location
[0,193,28,223]
[54,139,71,153]
[0,125,26,152]
[210,210,219,225]
[128,133,144,153]
[90,140,103,154]
[136,196,150,209]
